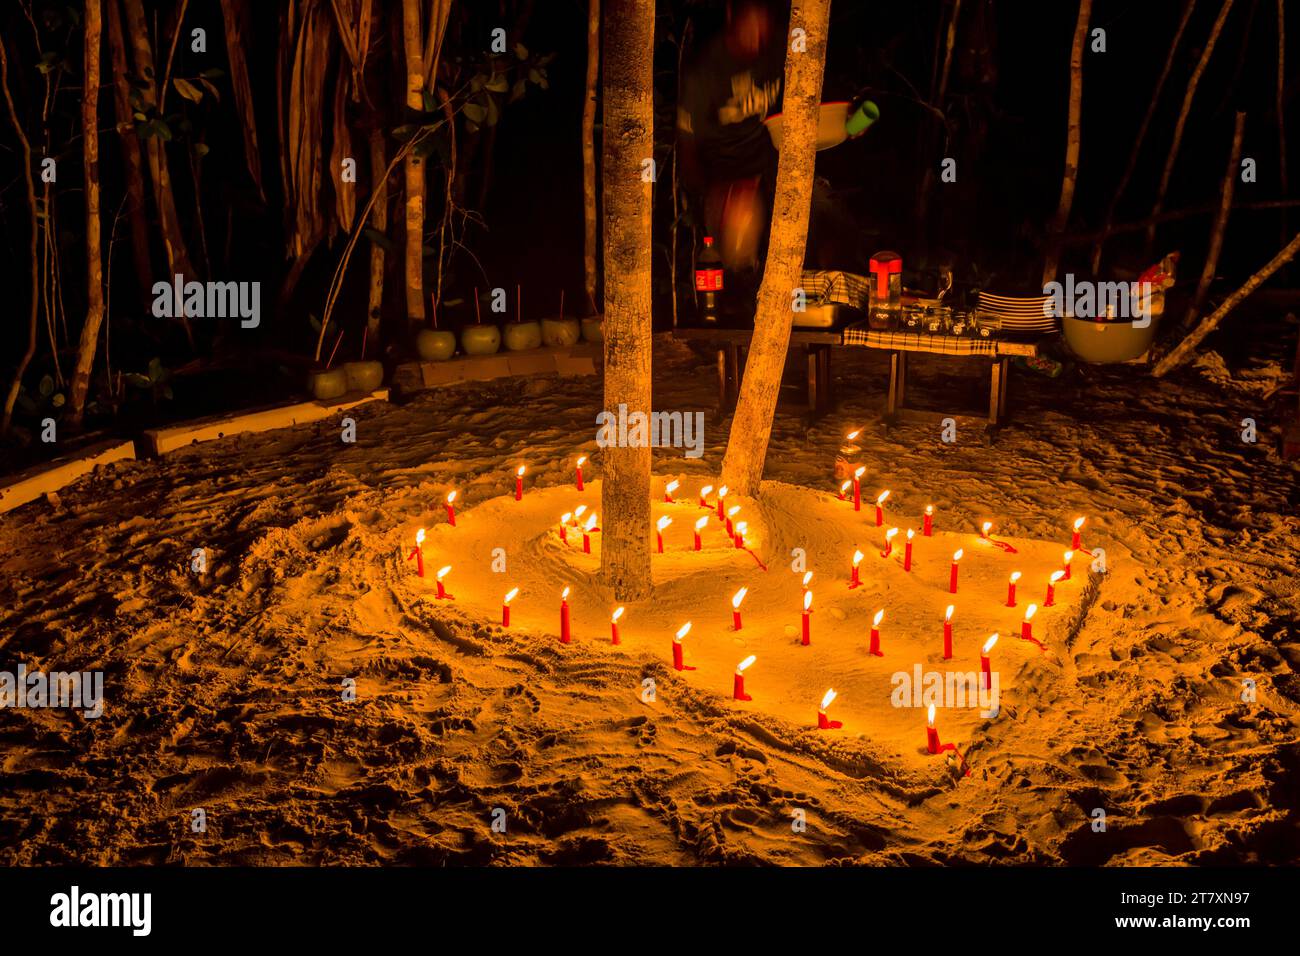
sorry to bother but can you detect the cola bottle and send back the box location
[695,236,723,325]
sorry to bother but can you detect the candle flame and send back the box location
[728,505,740,518]
[1010,571,1021,583]
[718,485,728,499]
[854,466,866,480]
[504,587,519,604]
[447,491,457,504]
[853,549,864,566]
[666,480,679,493]
[675,622,691,641]
[561,586,571,600]
[657,516,672,531]
[944,604,954,621]
[982,521,992,535]
[983,633,999,655]
[1050,570,1065,584]
[926,504,933,515]
[802,571,813,587]
[873,609,884,627]
[952,549,964,562]
[574,505,587,520]
[1024,603,1038,622]
[415,528,425,545]
[906,528,915,540]
[584,513,598,532]
[700,484,713,497]
[732,587,748,609]
[927,702,936,727]
[1074,516,1086,531]
[576,456,587,467]
[876,490,890,505]
[820,688,837,710]
[694,516,708,531]
[516,465,526,477]
[436,565,452,580]
[561,512,572,524]
[885,527,899,541]
[846,430,860,440]
[840,480,852,493]
[612,606,625,623]
[1063,550,1074,563]
[737,655,756,674]
[803,590,813,612]
[735,521,748,535]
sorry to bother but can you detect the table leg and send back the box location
[988,359,1003,426]
[887,352,901,416]
[997,358,1010,416]
[806,346,819,411]
[897,351,909,409]
[818,346,833,413]
[716,349,728,410]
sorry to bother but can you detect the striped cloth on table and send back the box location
[841,325,1002,356]
[800,269,871,310]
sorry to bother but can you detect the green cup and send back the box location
[845,99,880,138]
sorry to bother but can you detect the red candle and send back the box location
[559,512,571,544]
[948,549,963,594]
[664,480,679,504]
[725,505,740,536]
[869,609,884,656]
[1062,549,1074,581]
[817,689,842,729]
[849,549,864,588]
[656,516,671,553]
[838,480,851,501]
[903,529,914,571]
[1020,603,1037,641]
[611,606,624,645]
[502,587,518,627]
[980,633,998,691]
[926,703,941,754]
[693,516,707,551]
[1045,571,1064,607]
[560,587,572,643]
[882,527,898,558]
[852,467,865,511]
[734,521,747,549]
[716,486,728,519]
[980,520,992,540]
[435,565,452,599]
[673,622,695,670]
[697,484,713,509]
[514,465,526,501]
[575,456,586,491]
[582,513,598,554]
[1006,571,1021,607]
[731,587,747,630]
[407,528,426,577]
[733,655,755,701]
[943,604,954,660]
[801,590,813,645]
[444,491,457,527]
[1070,516,1085,551]
[875,490,890,527]
[923,504,933,537]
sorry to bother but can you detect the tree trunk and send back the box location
[219,0,265,202]
[1042,0,1092,287]
[719,0,832,497]
[916,0,962,237]
[0,35,39,437]
[105,0,154,306]
[402,0,426,327]
[1278,0,1290,252]
[599,0,655,601]
[69,0,106,427]
[367,127,388,339]
[1146,0,1235,256]
[1181,111,1245,334]
[582,0,601,315]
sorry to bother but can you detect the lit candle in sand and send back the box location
[693,516,708,551]
[514,465,526,501]
[726,505,740,536]
[817,689,842,729]
[575,456,587,491]
[1044,570,1064,607]
[656,516,671,553]
[734,521,747,548]
[943,604,954,659]
[559,512,572,544]
[435,564,452,600]
[839,479,852,501]
[980,633,998,691]
[1070,516,1086,551]
[875,490,890,527]
[849,549,864,589]
[802,571,813,594]
[573,505,587,525]
[698,484,713,509]
[980,520,992,540]
[927,703,941,754]
[664,480,679,503]
[1006,571,1021,608]
[882,527,899,558]
[734,655,755,701]
[559,587,572,643]
[853,467,866,511]
[949,549,963,594]
[502,587,518,626]
[903,528,915,571]
[407,528,426,577]
[582,513,598,554]
[923,504,934,537]
[732,587,748,631]
[444,491,457,527]
[1020,603,1038,642]
[673,622,694,671]
[801,590,813,645]
[716,485,729,519]
[1062,549,1074,581]
[610,606,624,645]
[869,609,885,656]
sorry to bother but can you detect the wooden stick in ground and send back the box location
[1181,112,1246,333]
[1146,0,1235,257]
[1278,0,1290,252]
[1091,0,1197,274]
[1042,0,1092,287]
[1153,231,1300,377]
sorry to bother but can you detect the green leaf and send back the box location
[514,42,529,61]
[470,74,486,93]
[462,102,486,125]
[132,111,147,122]
[125,373,152,389]
[510,79,527,103]
[199,68,225,80]
[151,119,172,142]
[485,72,509,93]
[194,142,210,158]
[173,77,203,103]
[421,88,438,113]
[485,96,500,126]
[528,68,540,84]
[391,124,416,142]
[38,375,54,398]
[147,357,164,382]
[199,77,221,102]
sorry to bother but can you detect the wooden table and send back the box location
[672,326,841,418]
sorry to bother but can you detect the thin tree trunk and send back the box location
[0,36,39,437]
[599,0,655,601]
[1091,0,1197,274]
[1181,112,1245,334]
[367,128,388,339]
[916,0,962,239]
[105,0,153,305]
[1042,0,1092,287]
[69,0,106,426]
[402,0,426,327]
[220,0,265,201]
[720,0,833,497]
[1153,231,1300,377]
[582,0,600,315]
[1278,0,1290,251]
[1146,0,1235,256]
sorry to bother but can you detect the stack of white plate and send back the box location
[975,292,1057,334]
